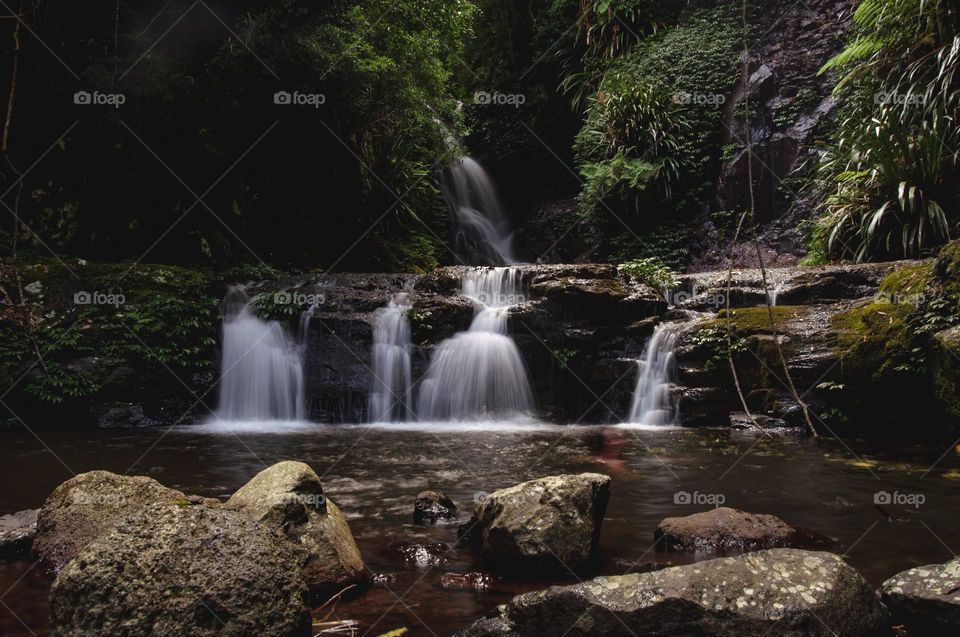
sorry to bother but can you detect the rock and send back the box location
[33,470,202,572]
[462,473,611,575]
[729,412,790,430]
[92,402,157,428]
[225,461,365,596]
[656,507,832,553]
[414,490,458,523]
[0,509,38,561]
[932,326,960,420]
[385,541,450,568]
[880,558,960,634]
[457,549,888,636]
[49,502,311,637]
[441,572,494,591]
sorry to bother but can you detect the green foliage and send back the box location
[619,257,679,290]
[0,261,235,405]
[573,4,743,220]
[686,326,748,371]
[812,0,959,262]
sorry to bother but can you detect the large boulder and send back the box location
[0,509,38,561]
[226,461,365,595]
[655,507,833,553]
[458,549,888,636]
[880,558,960,634]
[32,470,204,572]
[49,502,311,637]
[462,473,610,575]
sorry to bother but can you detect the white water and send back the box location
[417,267,534,421]
[627,323,680,426]
[214,288,305,422]
[443,157,517,265]
[369,297,414,422]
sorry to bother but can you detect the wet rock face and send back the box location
[880,558,960,634]
[0,509,38,561]
[32,470,208,573]
[461,473,611,575]
[414,490,458,524]
[49,503,312,637]
[458,549,889,637]
[225,461,366,596]
[655,507,833,553]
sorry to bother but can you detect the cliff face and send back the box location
[708,0,851,264]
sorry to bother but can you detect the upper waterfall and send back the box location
[442,157,518,266]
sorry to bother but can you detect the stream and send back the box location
[2,423,958,636]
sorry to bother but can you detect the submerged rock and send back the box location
[0,509,38,561]
[462,473,610,575]
[385,541,450,568]
[49,502,311,637]
[656,507,833,553]
[880,558,960,634]
[225,461,365,596]
[441,571,494,591]
[458,549,888,636]
[32,470,206,572]
[414,490,458,523]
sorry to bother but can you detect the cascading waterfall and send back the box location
[369,297,414,422]
[417,267,534,420]
[443,157,517,266]
[214,286,305,421]
[627,323,680,426]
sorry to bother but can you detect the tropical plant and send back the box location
[813,0,959,261]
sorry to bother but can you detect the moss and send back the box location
[932,326,960,419]
[830,301,917,383]
[700,305,806,334]
[878,262,934,299]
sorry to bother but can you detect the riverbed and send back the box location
[2,423,958,636]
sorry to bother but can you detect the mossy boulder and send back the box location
[33,470,214,573]
[225,461,366,597]
[49,502,311,637]
[461,473,611,576]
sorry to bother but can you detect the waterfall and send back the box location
[369,297,414,423]
[214,287,305,422]
[417,267,534,421]
[627,324,680,426]
[443,157,517,265]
